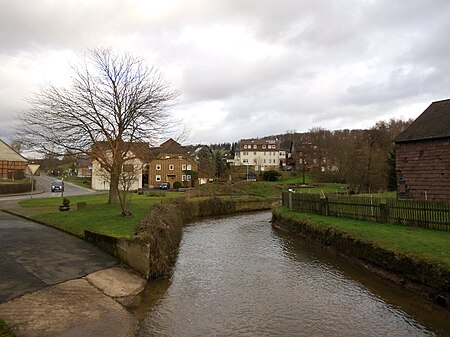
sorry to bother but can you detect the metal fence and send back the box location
[282,192,450,232]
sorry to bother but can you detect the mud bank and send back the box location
[85,197,273,279]
[271,208,450,309]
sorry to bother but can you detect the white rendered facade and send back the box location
[235,138,286,171]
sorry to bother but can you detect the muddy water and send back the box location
[134,212,450,337]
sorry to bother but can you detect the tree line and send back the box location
[279,119,413,193]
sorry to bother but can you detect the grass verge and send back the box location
[274,207,450,270]
[17,192,183,238]
[61,176,92,188]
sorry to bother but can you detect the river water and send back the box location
[133,212,450,337]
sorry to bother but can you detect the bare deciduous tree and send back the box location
[17,48,178,211]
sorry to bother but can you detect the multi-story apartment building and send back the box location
[234,138,286,171]
[147,139,199,188]
[148,157,198,188]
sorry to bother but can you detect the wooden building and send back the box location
[395,99,450,201]
[0,139,28,180]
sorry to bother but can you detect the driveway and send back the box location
[0,212,117,303]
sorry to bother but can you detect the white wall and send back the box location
[91,157,143,191]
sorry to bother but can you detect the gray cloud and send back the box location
[1,0,449,144]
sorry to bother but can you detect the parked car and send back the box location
[159,182,170,190]
[51,180,64,192]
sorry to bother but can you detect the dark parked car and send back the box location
[51,180,64,192]
[159,182,170,190]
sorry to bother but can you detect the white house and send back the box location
[234,138,286,171]
[91,142,148,191]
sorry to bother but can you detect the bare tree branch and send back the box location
[16,48,179,209]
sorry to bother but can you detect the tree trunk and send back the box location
[108,170,120,204]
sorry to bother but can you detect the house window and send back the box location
[156,175,161,181]
[169,164,174,170]
[182,164,187,170]
[182,175,186,181]
[262,145,266,149]
[264,159,266,163]
[187,164,192,170]
[165,155,170,159]
[122,164,133,172]
[253,152,256,155]
[243,159,248,163]
[156,164,161,170]
[253,145,257,149]
[244,145,248,149]
[187,175,191,181]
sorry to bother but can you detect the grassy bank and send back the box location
[15,192,270,239]
[274,207,450,270]
[195,180,347,199]
[17,192,182,238]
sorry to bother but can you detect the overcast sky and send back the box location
[1,0,449,145]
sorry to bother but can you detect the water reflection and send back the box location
[134,212,450,337]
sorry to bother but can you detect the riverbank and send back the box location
[1,196,273,336]
[85,197,274,278]
[271,206,450,309]
[6,195,274,279]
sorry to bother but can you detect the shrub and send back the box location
[262,170,281,181]
[173,181,182,189]
[62,198,70,206]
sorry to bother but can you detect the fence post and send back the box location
[288,192,293,211]
[320,196,329,216]
[380,202,389,223]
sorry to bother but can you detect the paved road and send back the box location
[0,174,98,201]
[0,212,117,303]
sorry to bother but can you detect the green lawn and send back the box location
[196,179,347,199]
[58,176,92,188]
[277,172,313,184]
[356,191,397,200]
[275,207,450,270]
[18,192,182,238]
